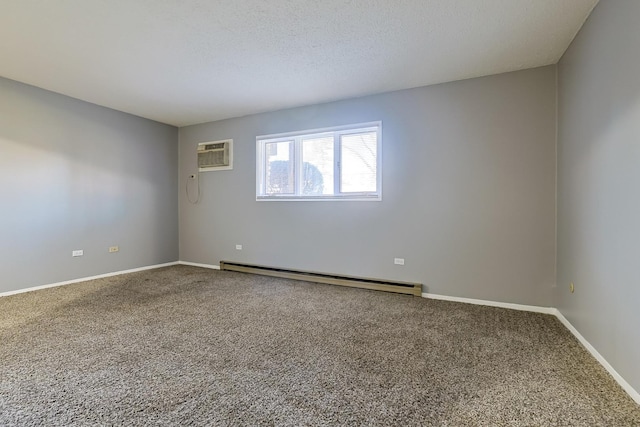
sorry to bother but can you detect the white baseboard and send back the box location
[422,293,556,314]
[422,292,640,405]
[178,261,220,270]
[553,309,640,405]
[0,262,180,298]
[0,261,220,298]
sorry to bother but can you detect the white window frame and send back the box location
[256,121,382,201]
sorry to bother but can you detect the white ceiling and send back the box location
[0,0,598,127]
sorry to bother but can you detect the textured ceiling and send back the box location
[0,0,598,127]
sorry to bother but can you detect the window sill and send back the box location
[256,195,381,202]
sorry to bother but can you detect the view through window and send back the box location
[256,122,381,201]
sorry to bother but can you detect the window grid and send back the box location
[257,122,381,201]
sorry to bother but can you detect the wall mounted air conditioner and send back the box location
[197,139,233,171]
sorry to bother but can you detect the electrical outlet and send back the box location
[394,258,405,265]
[72,250,83,257]
[235,244,243,250]
[109,246,119,253]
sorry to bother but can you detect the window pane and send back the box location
[301,136,334,195]
[340,132,377,193]
[257,122,381,200]
[266,141,294,194]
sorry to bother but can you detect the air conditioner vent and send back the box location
[204,142,226,150]
[197,139,233,171]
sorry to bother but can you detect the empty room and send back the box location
[1,0,639,425]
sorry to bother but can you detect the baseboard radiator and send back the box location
[219,261,422,296]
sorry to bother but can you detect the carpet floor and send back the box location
[0,265,638,426]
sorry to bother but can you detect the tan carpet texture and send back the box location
[1,265,638,426]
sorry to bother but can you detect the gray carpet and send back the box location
[1,266,638,426]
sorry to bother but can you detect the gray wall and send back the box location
[557,1,640,393]
[0,77,179,293]
[179,66,557,306]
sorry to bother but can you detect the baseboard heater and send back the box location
[219,261,422,296]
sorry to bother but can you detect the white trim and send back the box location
[0,262,179,298]
[422,292,640,404]
[553,65,558,288]
[0,261,220,298]
[256,121,381,141]
[422,293,556,314]
[178,261,220,270]
[255,196,381,202]
[554,309,640,405]
[256,121,382,202]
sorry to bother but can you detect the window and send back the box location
[256,122,381,201]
